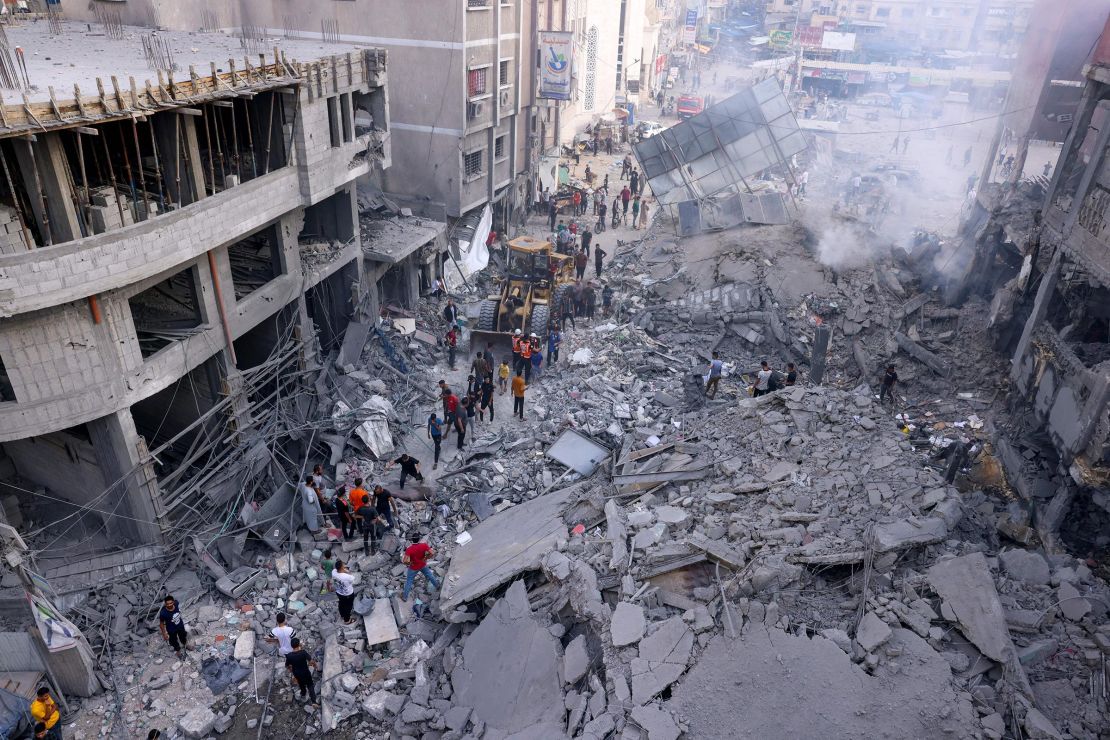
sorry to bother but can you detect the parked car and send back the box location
[637,121,666,139]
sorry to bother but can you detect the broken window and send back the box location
[1044,262,1110,367]
[199,92,290,190]
[228,225,284,301]
[128,267,204,359]
[1053,98,1110,214]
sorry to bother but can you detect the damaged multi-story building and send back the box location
[973,12,1110,556]
[0,23,410,561]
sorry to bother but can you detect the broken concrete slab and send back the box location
[856,612,892,652]
[631,616,694,704]
[605,499,628,571]
[611,602,646,647]
[563,634,590,684]
[630,704,681,740]
[178,706,217,739]
[670,627,978,737]
[451,580,567,738]
[927,553,1016,664]
[1057,581,1090,621]
[871,517,947,552]
[999,548,1050,586]
[363,598,400,646]
[440,484,579,610]
[232,629,255,661]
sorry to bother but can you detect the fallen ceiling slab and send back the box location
[450,580,568,739]
[439,485,578,611]
[669,626,979,737]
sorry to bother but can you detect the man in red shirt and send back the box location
[442,389,460,430]
[401,534,440,601]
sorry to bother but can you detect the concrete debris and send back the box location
[999,548,1051,586]
[855,612,892,652]
[630,704,682,740]
[450,580,566,737]
[611,602,647,647]
[631,617,694,704]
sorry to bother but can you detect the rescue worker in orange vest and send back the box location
[511,329,523,375]
[520,333,534,383]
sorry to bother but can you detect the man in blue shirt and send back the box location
[705,351,724,399]
[548,329,562,365]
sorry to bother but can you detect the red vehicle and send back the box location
[677,95,704,119]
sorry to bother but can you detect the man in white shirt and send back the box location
[754,360,773,397]
[333,561,357,625]
[265,612,296,656]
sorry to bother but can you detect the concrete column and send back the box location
[154,113,205,207]
[402,255,420,309]
[180,115,207,203]
[87,410,165,545]
[1011,249,1061,388]
[13,134,82,244]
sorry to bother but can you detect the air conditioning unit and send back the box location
[500,90,512,107]
[468,101,484,119]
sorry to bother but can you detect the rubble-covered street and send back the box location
[0,2,1109,740]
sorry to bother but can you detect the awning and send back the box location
[696,44,713,54]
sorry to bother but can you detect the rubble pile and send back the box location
[30,212,1110,740]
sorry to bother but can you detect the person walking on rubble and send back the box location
[443,297,459,327]
[388,451,424,490]
[639,200,650,229]
[498,359,511,395]
[594,245,607,279]
[333,561,356,624]
[597,200,608,233]
[705,351,724,398]
[442,388,459,432]
[880,364,899,405]
[621,186,631,218]
[548,327,562,365]
[401,534,441,601]
[581,224,593,258]
[753,360,773,397]
[511,329,524,374]
[334,486,355,540]
[158,595,189,658]
[285,638,319,706]
[299,474,323,534]
[455,397,470,448]
[561,290,576,331]
[444,326,458,370]
[355,497,386,556]
[631,196,641,229]
[265,612,296,657]
[521,334,535,383]
[512,369,527,420]
[574,248,588,280]
[428,413,444,469]
[479,374,495,422]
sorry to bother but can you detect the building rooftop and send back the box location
[360,214,446,264]
[0,19,367,106]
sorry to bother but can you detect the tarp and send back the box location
[27,590,81,653]
[442,205,492,289]
[336,396,395,459]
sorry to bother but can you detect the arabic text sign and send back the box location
[683,9,698,43]
[538,31,573,100]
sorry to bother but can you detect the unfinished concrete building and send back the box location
[67,0,536,231]
[0,23,395,569]
[991,23,1110,555]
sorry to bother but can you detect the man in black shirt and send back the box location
[372,484,400,529]
[355,501,385,555]
[388,453,423,491]
[785,362,798,386]
[880,364,898,405]
[479,376,495,422]
[158,595,188,657]
[285,638,318,705]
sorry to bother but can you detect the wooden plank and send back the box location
[363,598,400,646]
[111,76,126,111]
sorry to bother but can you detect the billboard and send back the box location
[769,29,792,50]
[683,9,698,43]
[821,31,856,51]
[538,31,573,100]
